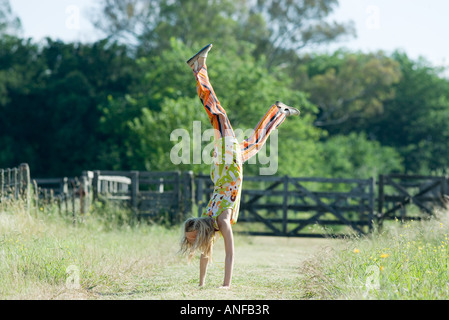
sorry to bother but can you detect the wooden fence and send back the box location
[3,163,449,237]
[0,163,31,212]
[89,170,194,223]
[32,176,89,222]
[377,174,448,228]
[196,175,375,237]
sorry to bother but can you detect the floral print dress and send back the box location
[202,136,243,231]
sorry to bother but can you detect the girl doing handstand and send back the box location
[179,44,300,288]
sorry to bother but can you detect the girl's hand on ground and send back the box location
[217,285,231,289]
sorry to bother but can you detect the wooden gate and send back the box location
[377,174,448,226]
[196,175,375,237]
[90,170,193,223]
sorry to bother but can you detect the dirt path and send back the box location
[133,235,339,300]
[234,236,336,266]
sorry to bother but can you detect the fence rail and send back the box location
[32,176,88,222]
[377,174,448,228]
[196,175,375,237]
[89,170,194,223]
[2,163,449,237]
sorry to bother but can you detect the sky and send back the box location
[9,0,449,77]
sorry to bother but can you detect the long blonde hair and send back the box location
[179,217,216,262]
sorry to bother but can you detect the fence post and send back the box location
[5,169,10,194]
[440,176,447,197]
[19,163,31,215]
[80,174,89,215]
[197,177,204,218]
[61,177,69,195]
[0,169,4,210]
[131,171,139,217]
[33,180,39,216]
[445,176,449,207]
[62,177,69,214]
[92,171,100,201]
[13,167,18,200]
[377,174,385,231]
[282,175,289,236]
[368,177,375,233]
[183,171,194,219]
[173,171,181,224]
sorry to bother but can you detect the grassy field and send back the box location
[2,199,449,300]
[0,200,333,300]
[302,211,449,299]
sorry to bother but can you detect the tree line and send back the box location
[1,0,448,178]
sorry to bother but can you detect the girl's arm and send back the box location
[218,210,234,288]
[199,253,208,287]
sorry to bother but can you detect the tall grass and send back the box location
[302,210,449,299]
[0,198,182,299]
[4,194,448,300]
[0,197,327,300]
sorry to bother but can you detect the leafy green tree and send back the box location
[96,38,197,171]
[0,0,22,36]
[0,36,44,170]
[298,50,401,132]
[318,132,403,179]
[127,96,211,172]
[364,52,449,174]
[117,39,322,177]
[302,50,449,174]
[0,38,141,176]
[91,0,355,67]
[94,38,405,179]
[245,0,355,67]
[91,0,241,53]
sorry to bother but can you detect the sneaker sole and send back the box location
[275,101,300,116]
[186,44,213,66]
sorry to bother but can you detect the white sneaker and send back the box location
[275,101,300,117]
[186,44,213,72]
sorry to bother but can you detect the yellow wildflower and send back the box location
[353,248,360,254]
[380,253,390,259]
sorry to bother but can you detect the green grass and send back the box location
[0,199,330,299]
[2,198,449,300]
[0,199,182,299]
[302,211,449,299]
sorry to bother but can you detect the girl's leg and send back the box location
[240,102,299,163]
[194,66,235,140]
